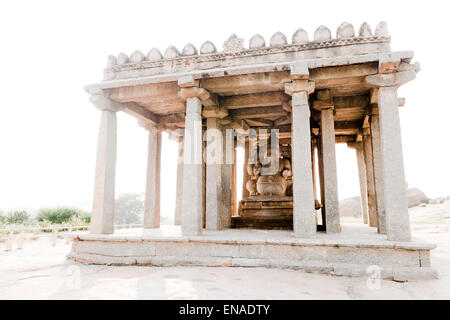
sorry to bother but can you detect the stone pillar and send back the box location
[89,93,122,234]
[370,109,386,234]
[377,87,411,241]
[366,68,417,241]
[205,117,231,230]
[180,97,203,236]
[242,140,250,199]
[231,146,237,216]
[314,94,340,233]
[285,62,316,238]
[174,136,184,226]
[355,143,369,224]
[363,129,378,228]
[317,135,326,226]
[141,122,161,229]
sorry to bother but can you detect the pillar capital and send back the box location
[138,120,162,132]
[202,106,229,118]
[313,100,334,111]
[347,141,363,149]
[178,76,218,106]
[89,93,123,112]
[285,80,315,96]
[365,69,416,88]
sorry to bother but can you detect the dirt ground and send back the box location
[1,220,449,300]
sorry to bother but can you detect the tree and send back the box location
[36,207,91,224]
[0,209,5,225]
[6,210,30,224]
[114,193,144,224]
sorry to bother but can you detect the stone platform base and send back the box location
[68,225,438,281]
[236,196,293,229]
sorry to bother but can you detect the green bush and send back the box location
[0,209,5,225]
[6,210,29,224]
[36,207,91,224]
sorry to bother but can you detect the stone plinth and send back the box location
[68,225,438,281]
[235,196,293,229]
[239,196,293,216]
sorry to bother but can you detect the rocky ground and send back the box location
[0,202,449,300]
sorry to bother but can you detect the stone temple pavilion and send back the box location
[69,22,437,280]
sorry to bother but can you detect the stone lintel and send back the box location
[365,70,416,87]
[285,80,315,96]
[313,100,334,111]
[202,106,229,118]
[178,87,219,106]
[290,61,309,79]
[138,120,162,131]
[347,141,363,149]
[90,94,123,112]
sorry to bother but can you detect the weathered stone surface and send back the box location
[130,50,145,63]
[147,47,162,61]
[181,43,198,56]
[270,31,287,47]
[200,41,216,54]
[291,91,316,238]
[359,22,372,37]
[314,25,331,41]
[164,45,180,59]
[106,55,116,68]
[292,28,308,44]
[375,21,389,37]
[377,87,411,241]
[223,34,244,53]
[69,232,438,280]
[174,139,184,225]
[371,114,386,234]
[321,107,341,233]
[117,52,129,65]
[142,123,161,229]
[249,34,266,49]
[181,97,203,236]
[336,22,355,39]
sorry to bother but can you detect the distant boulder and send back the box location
[339,188,428,218]
[339,196,362,218]
[407,188,428,208]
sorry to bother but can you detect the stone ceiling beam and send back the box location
[220,91,289,109]
[122,102,160,124]
[229,106,288,119]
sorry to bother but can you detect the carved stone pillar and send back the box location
[285,62,316,238]
[89,93,122,234]
[370,105,386,234]
[314,91,340,233]
[174,136,184,226]
[140,121,161,229]
[363,128,378,228]
[366,67,418,241]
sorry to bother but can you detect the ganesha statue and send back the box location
[246,157,293,197]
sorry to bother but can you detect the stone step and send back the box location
[231,216,293,230]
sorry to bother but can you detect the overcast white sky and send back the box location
[0,0,449,219]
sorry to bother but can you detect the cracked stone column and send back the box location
[286,62,316,238]
[174,136,184,226]
[363,128,378,228]
[370,105,386,234]
[314,91,340,233]
[366,67,418,241]
[89,93,122,234]
[205,115,231,230]
[140,121,161,229]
